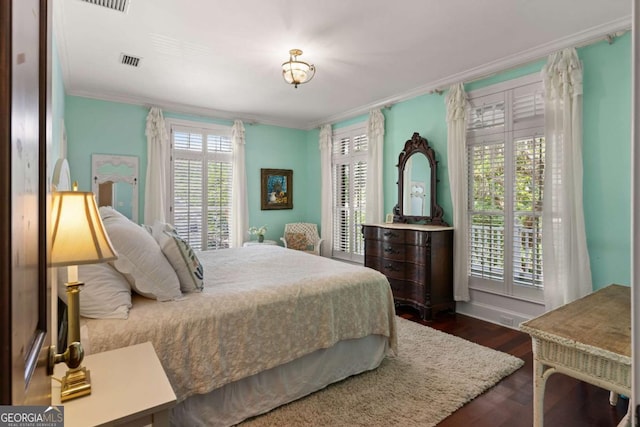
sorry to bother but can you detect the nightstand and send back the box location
[52,341,177,427]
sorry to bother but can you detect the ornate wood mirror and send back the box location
[393,132,447,225]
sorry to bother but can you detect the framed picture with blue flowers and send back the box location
[261,168,293,210]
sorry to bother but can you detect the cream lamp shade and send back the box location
[51,191,117,267]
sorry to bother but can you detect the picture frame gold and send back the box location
[261,168,293,210]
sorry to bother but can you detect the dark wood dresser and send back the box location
[363,223,454,320]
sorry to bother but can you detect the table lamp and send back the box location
[49,190,117,402]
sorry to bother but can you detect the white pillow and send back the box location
[58,263,132,319]
[99,207,182,301]
[99,205,128,221]
[151,221,204,293]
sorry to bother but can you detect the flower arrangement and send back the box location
[249,225,268,242]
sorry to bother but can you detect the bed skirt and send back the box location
[170,334,388,426]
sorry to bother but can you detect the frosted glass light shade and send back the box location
[282,49,315,88]
[51,191,117,267]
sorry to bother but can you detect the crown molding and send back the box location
[64,89,311,130]
[307,15,632,130]
[60,15,631,132]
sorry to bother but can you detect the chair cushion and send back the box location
[286,232,308,251]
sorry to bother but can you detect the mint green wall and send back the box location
[330,34,631,291]
[463,37,632,289]
[383,94,451,223]
[580,35,631,289]
[244,124,310,242]
[64,96,310,240]
[305,128,322,226]
[65,97,148,224]
[62,33,631,288]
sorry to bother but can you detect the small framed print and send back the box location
[261,168,293,210]
[385,213,394,223]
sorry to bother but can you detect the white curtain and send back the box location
[319,124,333,257]
[541,48,592,310]
[144,107,169,225]
[366,109,385,223]
[446,83,470,302]
[231,120,248,248]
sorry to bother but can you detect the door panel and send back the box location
[0,0,52,405]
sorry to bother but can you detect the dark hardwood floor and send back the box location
[396,307,629,427]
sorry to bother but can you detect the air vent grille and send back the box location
[80,0,129,13]
[120,53,141,68]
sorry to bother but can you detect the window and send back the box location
[332,124,368,262]
[466,74,545,301]
[168,122,232,251]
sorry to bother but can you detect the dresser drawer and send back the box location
[363,226,406,244]
[363,226,432,247]
[377,242,429,265]
[380,259,424,279]
[389,278,426,305]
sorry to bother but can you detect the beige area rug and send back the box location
[242,316,524,427]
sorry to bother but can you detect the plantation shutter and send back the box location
[171,126,232,251]
[468,139,505,282]
[512,135,544,287]
[466,75,545,300]
[206,135,232,249]
[513,83,545,126]
[333,163,350,254]
[173,156,204,249]
[331,125,368,262]
[352,160,367,256]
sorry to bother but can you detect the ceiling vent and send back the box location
[120,53,141,68]
[80,0,129,13]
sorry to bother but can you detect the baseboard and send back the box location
[455,289,545,330]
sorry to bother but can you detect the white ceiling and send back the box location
[54,0,631,130]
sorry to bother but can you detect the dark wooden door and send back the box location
[0,0,52,405]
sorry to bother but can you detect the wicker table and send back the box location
[520,284,631,427]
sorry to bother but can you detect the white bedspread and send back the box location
[80,246,397,402]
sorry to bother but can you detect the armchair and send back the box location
[280,223,323,256]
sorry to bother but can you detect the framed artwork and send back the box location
[261,168,293,210]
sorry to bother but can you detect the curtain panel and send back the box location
[541,48,592,310]
[445,83,470,302]
[144,107,169,225]
[366,109,385,224]
[319,124,333,257]
[231,120,248,248]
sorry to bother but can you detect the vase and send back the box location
[258,234,264,243]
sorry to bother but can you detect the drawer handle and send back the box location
[384,246,399,255]
[383,231,399,238]
[384,263,399,272]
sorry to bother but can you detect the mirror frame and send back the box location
[91,154,139,222]
[393,132,447,225]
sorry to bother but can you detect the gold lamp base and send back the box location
[60,366,92,402]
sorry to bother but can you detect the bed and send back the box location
[70,208,397,426]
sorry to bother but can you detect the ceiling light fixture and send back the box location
[282,49,315,88]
